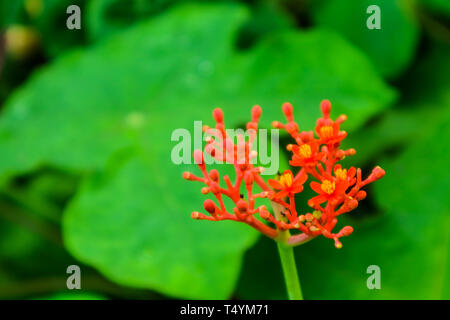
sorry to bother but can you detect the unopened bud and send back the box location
[340,226,354,236]
[355,190,366,200]
[272,121,283,129]
[212,108,224,123]
[320,99,331,117]
[252,105,262,121]
[191,212,200,219]
[347,199,358,210]
[312,210,322,219]
[182,172,192,180]
[201,187,210,195]
[282,102,294,121]
[236,199,248,212]
[203,199,216,214]
[372,166,385,179]
[335,150,345,159]
[209,169,219,181]
[193,150,204,165]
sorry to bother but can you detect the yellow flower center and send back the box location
[335,168,347,180]
[279,173,293,188]
[320,125,333,139]
[297,144,312,159]
[321,180,335,195]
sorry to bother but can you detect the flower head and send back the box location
[182,100,385,248]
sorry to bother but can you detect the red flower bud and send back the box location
[191,212,200,219]
[252,105,262,122]
[203,199,216,214]
[209,169,219,181]
[193,150,204,165]
[282,102,294,121]
[347,199,358,210]
[236,199,248,212]
[320,99,331,117]
[356,190,366,200]
[182,171,193,180]
[212,108,224,123]
[372,166,385,179]
[341,226,353,236]
[201,187,210,194]
[272,120,283,129]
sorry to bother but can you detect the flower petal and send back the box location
[268,179,282,190]
[310,181,323,194]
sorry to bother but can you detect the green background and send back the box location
[0,0,448,299]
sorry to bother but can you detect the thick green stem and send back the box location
[276,238,303,300]
[271,201,303,300]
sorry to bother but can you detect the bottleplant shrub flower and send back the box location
[182,100,385,249]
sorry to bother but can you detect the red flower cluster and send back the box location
[182,101,385,248]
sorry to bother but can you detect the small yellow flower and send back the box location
[321,180,335,195]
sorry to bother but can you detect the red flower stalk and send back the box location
[182,100,385,248]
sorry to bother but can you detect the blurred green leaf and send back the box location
[30,0,87,57]
[373,110,450,298]
[0,1,23,29]
[87,0,295,46]
[0,3,395,298]
[86,0,175,40]
[418,0,450,15]
[311,0,420,78]
[0,216,75,293]
[341,43,450,167]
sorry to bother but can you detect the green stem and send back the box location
[276,238,303,300]
[271,201,303,300]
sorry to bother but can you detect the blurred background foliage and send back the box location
[0,0,448,299]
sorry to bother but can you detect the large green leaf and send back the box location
[0,4,395,298]
[311,0,419,79]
